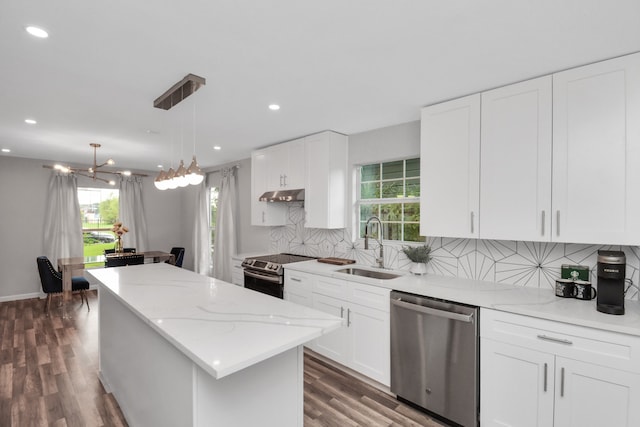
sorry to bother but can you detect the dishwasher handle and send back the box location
[391,298,475,323]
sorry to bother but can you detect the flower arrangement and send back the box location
[402,244,432,264]
[112,221,129,253]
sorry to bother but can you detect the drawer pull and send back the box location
[290,277,302,282]
[537,335,573,346]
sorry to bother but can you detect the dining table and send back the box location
[57,251,176,314]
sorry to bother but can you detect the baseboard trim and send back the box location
[0,285,98,303]
[0,292,42,303]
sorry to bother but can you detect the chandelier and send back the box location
[47,143,145,185]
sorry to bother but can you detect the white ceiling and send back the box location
[1,0,639,172]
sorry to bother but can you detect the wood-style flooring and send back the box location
[0,291,447,427]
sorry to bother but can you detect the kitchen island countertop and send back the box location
[89,262,342,379]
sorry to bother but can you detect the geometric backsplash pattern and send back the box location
[271,205,639,300]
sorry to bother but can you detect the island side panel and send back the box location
[99,285,194,427]
[194,346,304,427]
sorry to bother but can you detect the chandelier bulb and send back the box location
[186,156,204,185]
[174,160,189,187]
[165,168,178,189]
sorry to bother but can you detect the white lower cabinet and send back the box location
[283,270,314,308]
[284,271,390,386]
[481,309,640,427]
[230,257,244,286]
[311,276,390,386]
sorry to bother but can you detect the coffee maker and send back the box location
[596,250,626,315]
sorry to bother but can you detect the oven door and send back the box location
[243,269,284,299]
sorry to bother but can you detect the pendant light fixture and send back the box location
[152,74,206,190]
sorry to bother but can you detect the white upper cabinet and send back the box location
[421,52,640,245]
[420,94,480,238]
[552,53,640,245]
[304,131,348,229]
[251,131,346,228]
[251,150,287,226]
[480,76,553,241]
[266,139,306,190]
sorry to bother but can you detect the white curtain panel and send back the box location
[118,176,149,252]
[213,167,237,282]
[193,180,211,275]
[43,172,84,262]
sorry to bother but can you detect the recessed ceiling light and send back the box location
[1,148,11,153]
[157,164,163,168]
[25,26,49,38]
[24,118,37,124]
[268,104,280,111]
[213,146,221,150]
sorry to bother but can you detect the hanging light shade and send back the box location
[174,160,190,187]
[165,167,178,189]
[154,169,168,190]
[186,155,204,185]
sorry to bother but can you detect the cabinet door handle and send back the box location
[290,277,301,282]
[283,174,287,186]
[543,363,548,392]
[556,210,560,236]
[280,174,284,187]
[262,211,265,223]
[537,335,573,346]
[347,308,351,327]
[340,306,344,318]
[470,211,475,234]
[560,367,565,397]
[541,210,546,236]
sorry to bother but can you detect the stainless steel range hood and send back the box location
[259,189,305,202]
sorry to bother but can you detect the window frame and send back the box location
[355,157,423,243]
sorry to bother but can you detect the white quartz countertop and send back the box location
[285,260,640,337]
[88,263,343,379]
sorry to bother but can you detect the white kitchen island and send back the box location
[88,263,342,427]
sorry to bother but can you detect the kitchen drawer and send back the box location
[313,276,349,300]
[285,270,315,293]
[481,308,640,374]
[350,282,390,312]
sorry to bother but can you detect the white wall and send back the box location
[0,155,185,301]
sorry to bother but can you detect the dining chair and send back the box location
[168,247,185,268]
[105,253,144,267]
[36,256,90,315]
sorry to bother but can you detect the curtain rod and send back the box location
[207,164,240,174]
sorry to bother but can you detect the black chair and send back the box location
[167,247,185,268]
[36,256,90,315]
[104,248,136,255]
[105,253,144,267]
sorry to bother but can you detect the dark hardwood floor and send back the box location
[0,291,446,426]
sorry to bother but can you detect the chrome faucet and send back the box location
[364,216,384,269]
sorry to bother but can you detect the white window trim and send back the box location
[355,159,422,243]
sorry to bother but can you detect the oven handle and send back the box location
[391,298,474,323]
[244,269,282,284]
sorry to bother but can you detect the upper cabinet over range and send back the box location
[421,52,640,245]
[251,131,348,229]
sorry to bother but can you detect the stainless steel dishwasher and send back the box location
[390,290,479,427]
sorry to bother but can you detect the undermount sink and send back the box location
[336,267,400,280]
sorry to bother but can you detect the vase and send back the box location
[410,262,428,275]
[115,236,123,254]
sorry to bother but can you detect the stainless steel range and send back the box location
[241,253,316,298]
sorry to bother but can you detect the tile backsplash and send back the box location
[270,205,640,300]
